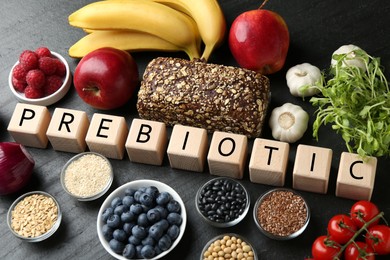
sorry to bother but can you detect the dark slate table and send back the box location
[0,0,389,259]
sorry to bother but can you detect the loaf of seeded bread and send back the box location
[136,57,271,138]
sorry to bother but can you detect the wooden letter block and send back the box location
[249,138,289,186]
[85,113,128,159]
[46,108,90,153]
[7,103,51,148]
[293,144,333,194]
[125,119,167,165]
[336,152,377,201]
[207,131,247,179]
[167,125,208,172]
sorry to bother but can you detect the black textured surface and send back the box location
[0,0,389,259]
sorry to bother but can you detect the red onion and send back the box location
[0,142,35,195]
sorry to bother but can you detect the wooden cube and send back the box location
[46,108,90,153]
[167,125,208,172]
[207,131,247,179]
[125,119,167,165]
[336,152,377,201]
[249,138,289,186]
[7,103,51,148]
[85,113,128,159]
[293,144,333,194]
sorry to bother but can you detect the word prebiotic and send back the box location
[7,103,377,201]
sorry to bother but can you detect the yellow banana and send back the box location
[68,0,201,59]
[69,30,194,59]
[145,0,226,61]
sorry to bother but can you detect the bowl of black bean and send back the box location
[195,177,250,228]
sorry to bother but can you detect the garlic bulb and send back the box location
[286,63,321,97]
[269,103,309,143]
[331,44,367,72]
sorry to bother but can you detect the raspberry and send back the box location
[54,59,66,77]
[12,64,27,82]
[24,86,43,99]
[44,75,63,95]
[19,50,38,71]
[12,77,27,93]
[26,69,46,89]
[35,47,51,58]
[39,57,57,75]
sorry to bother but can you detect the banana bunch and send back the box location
[68,0,226,61]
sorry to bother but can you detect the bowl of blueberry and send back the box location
[9,46,72,106]
[195,177,250,228]
[97,179,187,259]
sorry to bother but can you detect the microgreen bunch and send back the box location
[310,49,390,158]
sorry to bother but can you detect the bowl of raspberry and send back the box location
[97,179,187,259]
[8,46,72,106]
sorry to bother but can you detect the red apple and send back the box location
[74,47,139,110]
[229,1,289,75]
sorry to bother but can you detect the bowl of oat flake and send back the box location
[61,152,113,201]
[7,191,62,242]
[253,188,310,240]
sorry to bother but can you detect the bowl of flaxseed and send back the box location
[61,152,113,201]
[253,188,310,240]
[7,191,62,242]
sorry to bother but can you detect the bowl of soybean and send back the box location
[200,233,258,260]
[253,188,310,240]
[195,177,250,228]
[61,152,113,201]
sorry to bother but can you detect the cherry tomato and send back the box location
[344,241,375,260]
[327,214,357,244]
[365,225,390,255]
[350,200,380,228]
[312,235,341,260]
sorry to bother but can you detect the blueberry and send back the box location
[154,245,162,256]
[167,225,180,240]
[102,224,114,241]
[139,193,154,207]
[167,212,182,226]
[166,200,181,213]
[154,205,168,219]
[122,195,135,207]
[142,235,156,246]
[114,204,129,216]
[156,192,171,205]
[122,244,136,259]
[107,214,121,229]
[128,235,141,246]
[145,186,159,199]
[148,223,164,240]
[134,190,144,202]
[141,204,152,213]
[141,245,155,259]
[155,219,169,231]
[158,234,172,251]
[130,204,143,215]
[137,213,149,227]
[102,207,114,223]
[132,225,147,239]
[121,210,135,223]
[111,197,122,208]
[109,239,125,254]
[112,229,127,242]
[146,208,161,223]
[125,188,137,196]
[123,222,135,235]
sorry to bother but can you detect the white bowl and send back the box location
[7,191,62,242]
[97,179,187,260]
[8,51,72,106]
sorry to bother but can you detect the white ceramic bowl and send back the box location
[7,191,62,242]
[8,51,72,106]
[61,152,114,201]
[97,179,187,260]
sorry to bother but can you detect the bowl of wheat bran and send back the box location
[61,152,113,201]
[253,188,310,240]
